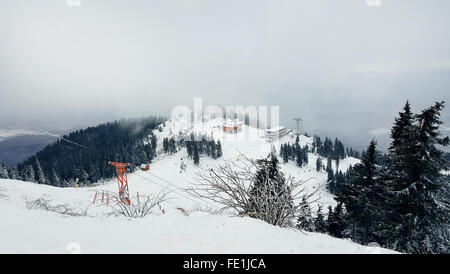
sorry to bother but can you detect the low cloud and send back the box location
[0,1,449,151]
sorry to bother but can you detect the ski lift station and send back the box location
[265,126,289,141]
[223,120,243,133]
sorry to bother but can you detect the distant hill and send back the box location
[0,134,58,167]
[15,116,165,186]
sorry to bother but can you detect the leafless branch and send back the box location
[187,154,321,227]
[104,190,170,218]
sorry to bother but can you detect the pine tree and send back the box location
[151,134,157,154]
[336,139,384,244]
[324,138,333,158]
[380,101,417,248]
[333,138,345,160]
[169,138,177,154]
[302,146,308,164]
[34,158,47,185]
[186,141,193,158]
[22,165,35,182]
[314,205,327,233]
[316,157,322,172]
[210,141,217,159]
[0,164,9,179]
[314,136,323,155]
[163,138,169,153]
[7,167,21,180]
[384,101,450,253]
[193,143,200,165]
[206,140,211,156]
[216,140,223,158]
[327,168,335,192]
[50,168,61,186]
[282,144,289,163]
[249,153,294,226]
[327,203,347,238]
[334,171,345,194]
[296,145,303,167]
[326,155,334,191]
[79,169,90,185]
[297,197,314,231]
[326,156,332,173]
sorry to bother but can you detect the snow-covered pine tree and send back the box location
[248,153,294,226]
[327,203,347,238]
[0,164,9,179]
[163,138,169,153]
[327,168,335,192]
[295,144,302,167]
[297,197,314,231]
[313,205,327,233]
[206,140,211,156]
[50,168,61,186]
[186,141,193,158]
[303,146,308,164]
[384,101,449,253]
[7,167,21,180]
[326,155,334,191]
[326,156,332,173]
[210,141,217,159]
[379,101,417,249]
[169,138,177,154]
[22,165,35,182]
[34,157,47,185]
[316,157,322,172]
[151,134,157,155]
[336,139,384,244]
[282,144,289,163]
[79,169,90,186]
[193,143,200,165]
[334,171,345,194]
[216,140,222,158]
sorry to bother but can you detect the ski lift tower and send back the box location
[293,118,302,135]
[108,161,131,205]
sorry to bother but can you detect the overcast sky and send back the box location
[0,0,449,151]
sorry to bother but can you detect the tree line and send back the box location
[3,117,165,187]
[279,135,309,167]
[162,133,223,165]
[298,101,449,254]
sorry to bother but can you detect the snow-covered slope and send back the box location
[150,117,360,211]
[0,118,396,254]
[0,180,396,254]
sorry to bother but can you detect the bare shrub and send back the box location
[187,153,320,227]
[26,197,90,217]
[185,205,225,216]
[105,191,169,218]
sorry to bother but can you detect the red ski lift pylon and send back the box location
[108,161,131,205]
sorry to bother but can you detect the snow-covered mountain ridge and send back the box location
[0,118,396,253]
